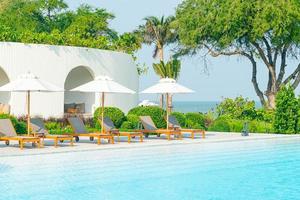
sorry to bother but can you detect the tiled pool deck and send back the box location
[1,132,299,157]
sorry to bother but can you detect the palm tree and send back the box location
[138,15,177,107]
[153,59,181,80]
[153,59,181,112]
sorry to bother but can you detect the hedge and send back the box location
[128,106,166,128]
[94,107,126,129]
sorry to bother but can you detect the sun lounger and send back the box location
[30,118,74,147]
[139,116,182,140]
[102,117,143,143]
[168,115,205,139]
[0,119,41,149]
[68,117,114,145]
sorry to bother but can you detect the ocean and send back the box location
[172,101,219,113]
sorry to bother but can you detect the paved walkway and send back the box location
[1,132,299,157]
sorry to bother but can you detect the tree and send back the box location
[175,0,300,109]
[153,59,181,112]
[273,85,298,134]
[138,16,178,107]
[153,59,181,80]
[0,0,142,55]
[138,16,177,61]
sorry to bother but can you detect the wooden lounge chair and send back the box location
[168,115,205,139]
[67,117,114,145]
[139,116,182,140]
[30,118,74,147]
[102,117,143,143]
[0,119,41,150]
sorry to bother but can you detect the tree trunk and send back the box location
[168,94,173,113]
[266,92,276,109]
[158,46,164,109]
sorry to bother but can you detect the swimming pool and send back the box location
[0,138,300,200]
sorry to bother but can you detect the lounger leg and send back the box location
[167,134,170,140]
[70,138,74,146]
[54,139,58,148]
[202,131,205,139]
[111,137,114,144]
[118,134,120,142]
[20,140,24,150]
[38,140,41,148]
[179,133,183,140]
[191,132,194,139]
[97,137,101,145]
[140,135,143,142]
[128,136,131,143]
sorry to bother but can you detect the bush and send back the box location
[208,118,231,132]
[45,121,61,130]
[249,120,273,133]
[170,112,186,127]
[185,112,205,129]
[274,85,298,134]
[128,106,166,128]
[0,114,27,134]
[94,107,126,129]
[256,109,274,123]
[126,114,140,129]
[216,96,257,120]
[120,121,134,130]
[228,119,244,132]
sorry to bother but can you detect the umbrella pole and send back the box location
[101,92,105,134]
[166,93,169,130]
[27,91,30,135]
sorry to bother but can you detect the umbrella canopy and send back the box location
[71,75,135,133]
[0,72,64,135]
[141,78,194,94]
[71,75,135,94]
[0,72,63,92]
[141,78,194,130]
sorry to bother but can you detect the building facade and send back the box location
[0,42,139,118]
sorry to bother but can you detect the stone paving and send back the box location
[1,132,299,157]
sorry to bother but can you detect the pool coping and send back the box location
[1,133,299,158]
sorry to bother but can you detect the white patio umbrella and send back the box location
[0,72,64,135]
[70,75,135,133]
[141,78,194,130]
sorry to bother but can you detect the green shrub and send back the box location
[170,112,186,127]
[126,114,140,129]
[0,114,27,134]
[94,107,126,129]
[45,121,61,130]
[208,119,231,132]
[274,85,298,134]
[249,120,273,133]
[48,126,73,134]
[185,112,205,129]
[120,121,134,130]
[128,106,166,128]
[256,109,274,123]
[228,120,244,132]
[216,96,257,120]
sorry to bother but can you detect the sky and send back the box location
[65,0,299,103]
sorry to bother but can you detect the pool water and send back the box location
[0,138,300,200]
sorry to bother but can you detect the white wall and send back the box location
[0,42,139,117]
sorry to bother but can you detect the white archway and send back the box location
[0,67,10,105]
[64,66,95,114]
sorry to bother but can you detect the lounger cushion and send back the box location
[0,119,17,137]
[31,118,48,135]
[68,117,88,134]
[168,116,181,129]
[139,116,157,130]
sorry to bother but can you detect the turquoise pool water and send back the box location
[0,138,300,200]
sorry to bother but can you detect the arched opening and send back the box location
[0,67,10,113]
[64,66,95,115]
